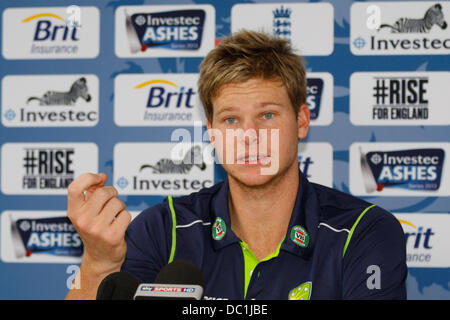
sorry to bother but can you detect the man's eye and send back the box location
[262,112,274,120]
[225,117,237,124]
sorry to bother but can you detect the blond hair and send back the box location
[198,30,307,122]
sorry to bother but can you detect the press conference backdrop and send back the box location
[0,0,449,300]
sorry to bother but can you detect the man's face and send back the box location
[207,77,310,187]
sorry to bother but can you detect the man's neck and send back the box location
[228,164,299,260]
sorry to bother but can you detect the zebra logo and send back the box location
[378,4,447,33]
[139,145,207,174]
[26,77,92,106]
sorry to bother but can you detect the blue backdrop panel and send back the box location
[0,0,449,299]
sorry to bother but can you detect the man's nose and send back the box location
[240,118,259,145]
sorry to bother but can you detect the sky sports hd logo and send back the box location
[351,2,450,55]
[1,211,83,264]
[350,143,450,196]
[115,5,215,58]
[2,7,99,59]
[114,74,206,127]
[140,286,196,293]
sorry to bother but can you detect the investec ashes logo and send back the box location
[372,76,429,120]
[306,78,324,120]
[11,216,82,258]
[22,147,75,190]
[360,148,445,193]
[125,9,205,53]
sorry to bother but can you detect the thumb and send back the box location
[84,172,108,201]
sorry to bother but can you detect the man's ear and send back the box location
[206,118,215,145]
[297,103,310,140]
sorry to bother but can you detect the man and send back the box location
[66,30,407,300]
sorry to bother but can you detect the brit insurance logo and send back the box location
[351,2,450,55]
[2,6,99,59]
[1,211,83,264]
[231,3,334,56]
[298,142,333,188]
[350,72,450,126]
[2,75,99,127]
[394,213,450,268]
[0,143,98,195]
[114,74,205,127]
[114,143,214,195]
[115,5,215,58]
[349,143,450,196]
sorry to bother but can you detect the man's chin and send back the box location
[226,165,279,188]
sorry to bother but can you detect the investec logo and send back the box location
[1,211,83,263]
[114,74,205,126]
[395,213,450,268]
[351,2,450,55]
[114,143,214,195]
[2,7,99,59]
[350,72,450,126]
[350,143,450,196]
[115,5,215,57]
[1,75,99,127]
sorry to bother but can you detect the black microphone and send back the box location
[96,271,140,300]
[133,260,205,300]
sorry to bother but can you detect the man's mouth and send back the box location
[237,155,271,165]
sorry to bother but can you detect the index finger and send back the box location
[67,173,107,209]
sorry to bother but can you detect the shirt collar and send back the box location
[280,170,319,259]
[210,170,320,259]
[210,177,241,251]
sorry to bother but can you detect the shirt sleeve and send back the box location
[342,206,408,300]
[120,201,172,283]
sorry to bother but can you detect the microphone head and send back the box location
[155,260,205,288]
[96,271,140,300]
[133,260,205,300]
